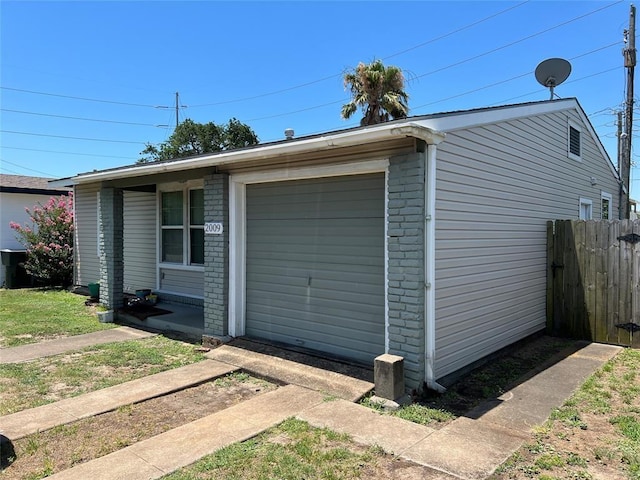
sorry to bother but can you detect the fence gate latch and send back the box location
[550,261,564,278]
[617,233,640,244]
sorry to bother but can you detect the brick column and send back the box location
[387,152,426,390]
[98,187,124,310]
[203,173,229,339]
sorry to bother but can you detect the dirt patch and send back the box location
[415,335,579,424]
[2,375,275,479]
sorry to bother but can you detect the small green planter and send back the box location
[88,282,100,299]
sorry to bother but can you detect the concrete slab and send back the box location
[466,342,623,433]
[0,359,237,440]
[298,398,435,455]
[46,449,164,480]
[46,385,325,480]
[0,326,157,364]
[206,344,374,401]
[402,417,529,480]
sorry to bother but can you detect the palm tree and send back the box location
[341,60,409,126]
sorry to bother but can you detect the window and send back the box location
[601,192,613,220]
[579,198,592,220]
[160,188,204,265]
[568,121,581,161]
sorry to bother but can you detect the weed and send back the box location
[610,414,640,442]
[535,452,565,469]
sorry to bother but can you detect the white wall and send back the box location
[0,192,63,286]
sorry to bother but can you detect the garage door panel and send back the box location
[245,174,385,364]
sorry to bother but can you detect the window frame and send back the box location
[158,180,205,270]
[600,192,613,220]
[568,120,582,162]
[579,197,593,220]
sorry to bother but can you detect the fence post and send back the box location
[546,221,554,333]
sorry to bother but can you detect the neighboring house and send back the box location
[0,174,70,286]
[55,98,621,391]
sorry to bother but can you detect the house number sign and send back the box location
[205,222,223,235]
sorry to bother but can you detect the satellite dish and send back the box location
[535,58,572,100]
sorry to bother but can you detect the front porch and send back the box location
[115,300,204,342]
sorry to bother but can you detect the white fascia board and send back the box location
[415,98,620,182]
[61,123,446,186]
[414,98,578,132]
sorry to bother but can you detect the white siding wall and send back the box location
[1,192,66,286]
[123,191,156,293]
[74,184,100,287]
[434,109,620,379]
[159,267,204,297]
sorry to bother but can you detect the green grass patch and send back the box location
[163,418,382,480]
[0,288,116,347]
[0,336,205,415]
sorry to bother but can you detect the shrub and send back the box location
[10,194,74,287]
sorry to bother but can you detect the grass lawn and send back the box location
[0,288,117,347]
[0,335,206,415]
[162,418,388,480]
[491,347,640,480]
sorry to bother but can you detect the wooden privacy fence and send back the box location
[547,219,640,348]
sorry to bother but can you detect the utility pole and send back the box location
[175,92,180,128]
[621,4,636,219]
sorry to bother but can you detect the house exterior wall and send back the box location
[122,190,156,293]
[387,152,426,389]
[74,184,100,287]
[1,192,63,286]
[433,109,620,380]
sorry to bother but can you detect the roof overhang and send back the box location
[52,122,446,187]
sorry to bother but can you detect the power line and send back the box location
[0,130,146,145]
[2,146,136,160]
[0,158,55,176]
[187,2,531,108]
[0,86,165,108]
[1,108,160,127]
[412,1,623,82]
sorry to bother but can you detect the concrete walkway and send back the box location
[0,326,156,364]
[0,329,623,480]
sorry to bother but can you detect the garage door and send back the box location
[245,174,385,364]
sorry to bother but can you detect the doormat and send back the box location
[119,305,172,321]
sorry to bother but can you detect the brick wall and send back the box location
[387,153,426,389]
[203,173,229,336]
[98,187,124,309]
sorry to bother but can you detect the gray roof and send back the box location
[0,174,70,194]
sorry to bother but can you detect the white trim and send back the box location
[232,158,391,185]
[601,191,613,219]
[415,99,575,132]
[158,263,205,272]
[228,159,390,341]
[579,197,593,220]
[568,120,582,162]
[384,169,389,353]
[228,180,246,338]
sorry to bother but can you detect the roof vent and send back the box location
[284,128,294,140]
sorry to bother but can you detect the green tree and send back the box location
[139,118,259,163]
[341,60,409,126]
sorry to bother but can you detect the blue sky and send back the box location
[1,1,637,196]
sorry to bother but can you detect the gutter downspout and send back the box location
[425,143,446,393]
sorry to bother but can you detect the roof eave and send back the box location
[56,122,446,186]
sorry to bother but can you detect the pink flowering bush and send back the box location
[10,194,74,286]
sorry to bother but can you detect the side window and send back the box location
[579,198,592,220]
[568,121,582,161]
[601,192,612,220]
